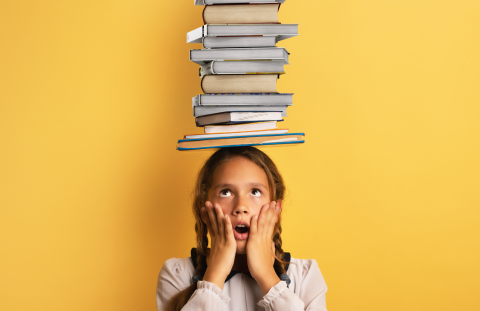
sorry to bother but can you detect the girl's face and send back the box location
[207,156,272,254]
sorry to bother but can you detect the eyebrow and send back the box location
[214,182,268,190]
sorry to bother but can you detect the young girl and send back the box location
[156,147,327,311]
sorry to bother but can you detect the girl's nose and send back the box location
[233,197,249,215]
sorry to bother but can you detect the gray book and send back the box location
[199,60,285,78]
[187,24,298,44]
[193,93,293,106]
[202,36,277,49]
[195,0,285,5]
[194,105,288,117]
[190,47,289,66]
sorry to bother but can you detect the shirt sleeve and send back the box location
[257,259,328,311]
[156,258,231,311]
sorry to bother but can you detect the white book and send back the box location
[195,0,285,5]
[187,24,298,44]
[205,121,277,133]
[194,105,288,117]
[196,111,282,126]
[185,129,288,139]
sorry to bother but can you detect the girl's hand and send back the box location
[246,201,282,295]
[201,201,236,290]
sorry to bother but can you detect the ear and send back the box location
[199,204,207,223]
[276,199,282,211]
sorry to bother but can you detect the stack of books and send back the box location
[177,0,303,151]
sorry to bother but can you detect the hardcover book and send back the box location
[193,93,293,106]
[187,24,298,44]
[190,47,289,66]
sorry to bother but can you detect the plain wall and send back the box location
[1,1,479,310]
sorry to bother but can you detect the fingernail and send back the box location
[272,201,276,207]
[275,206,279,212]
[206,202,211,208]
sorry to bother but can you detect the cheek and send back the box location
[211,197,234,214]
[250,197,269,215]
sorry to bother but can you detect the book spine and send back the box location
[178,132,305,143]
[177,140,303,151]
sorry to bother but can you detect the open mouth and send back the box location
[235,224,249,234]
[233,222,250,240]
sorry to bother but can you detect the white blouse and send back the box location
[156,256,328,311]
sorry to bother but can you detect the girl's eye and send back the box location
[251,189,262,197]
[219,189,232,197]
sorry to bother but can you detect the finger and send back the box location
[257,203,269,236]
[267,202,280,239]
[202,204,214,237]
[206,201,219,237]
[214,203,226,242]
[224,214,235,242]
[250,214,258,237]
[264,201,276,230]
[275,200,282,223]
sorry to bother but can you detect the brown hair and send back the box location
[167,146,287,311]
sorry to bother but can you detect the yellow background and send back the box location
[1,0,479,310]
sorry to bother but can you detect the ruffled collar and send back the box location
[190,248,291,283]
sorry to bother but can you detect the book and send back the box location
[194,105,288,117]
[203,4,280,24]
[187,24,298,44]
[199,60,285,78]
[177,133,305,151]
[202,36,277,49]
[196,111,283,126]
[190,47,289,66]
[201,74,279,93]
[184,129,288,139]
[193,93,293,106]
[177,0,302,151]
[205,121,278,133]
[195,0,286,5]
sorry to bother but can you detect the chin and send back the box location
[236,241,247,254]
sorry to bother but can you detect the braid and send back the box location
[195,226,209,277]
[273,224,287,275]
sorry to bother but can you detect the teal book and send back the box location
[177,133,305,151]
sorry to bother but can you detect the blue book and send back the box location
[177,133,305,151]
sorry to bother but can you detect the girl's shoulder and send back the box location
[162,256,195,271]
[287,257,327,286]
[158,257,195,288]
